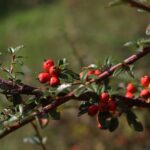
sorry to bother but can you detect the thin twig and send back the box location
[31,122,47,150]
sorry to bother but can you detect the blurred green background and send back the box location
[0,0,150,150]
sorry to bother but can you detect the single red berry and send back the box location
[97,123,103,129]
[43,59,54,72]
[140,89,150,98]
[108,100,117,111]
[49,76,60,86]
[94,69,101,76]
[87,70,95,77]
[88,105,98,116]
[79,72,83,79]
[125,92,134,99]
[38,72,50,83]
[99,92,110,102]
[140,76,150,87]
[49,66,59,76]
[126,83,136,93]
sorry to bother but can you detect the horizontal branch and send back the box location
[86,46,150,85]
[0,78,42,96]
[0,92,150,139]
[126,0,150,13]
[113,95,150,108]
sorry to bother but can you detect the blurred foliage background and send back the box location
[0,0,150,150]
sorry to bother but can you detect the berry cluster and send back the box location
[125,75,150,99]
[87,92,117,116]
[38,59,60,86]
[140,76,150,98]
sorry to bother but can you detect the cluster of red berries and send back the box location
[87,92,117,116]
[125,75,150,99]
[80,69,101,80]
[38,59,60,86]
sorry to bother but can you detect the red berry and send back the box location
[108,100,117,111]
[88,105,98,116]
[38,72,50,83]
[140,89,150,98]
[87,70,95,77]
[43,59,54,72]
[97,123,103,129]
[49,66,59,76]
[125,92,134,98]
[126,83,136,93]
[99,92,110,102]
[140,76,150,87]
[98,102,109,112]
[49,76,60,86]
[94,69,101,76]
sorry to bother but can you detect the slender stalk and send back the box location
[31,122,47,150]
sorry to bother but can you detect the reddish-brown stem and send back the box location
[126,0,150,13]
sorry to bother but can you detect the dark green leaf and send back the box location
[14,45,24,53]
[126,111,143,132]
[23,136,40,145]
[109,118,119,132]
[107,0,126,7]
[90,83,99,93]
[66,69,79,80]
[49,109,61,120]
[113,68,124,77]
[97,112,110,129]
[74,86,86,97]
[78,108,88,116]
[8,47,14,54]
[81,70,88,82]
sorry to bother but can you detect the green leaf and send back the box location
[56,83,71,94]
[15,71,25,76]
[87,64,98,69]
[126,111,143,132]
[80,70,88,82]
[104,57,113,68]
[63,69,79,80]
[97,112,110,129]
[23,136,40,145]
[49,109,61,120]
[109,118,119,132]
[18,104,23,115]
[78,108,88,116]
[113,68,124,77]
[74,86,86,97]
[124,41,136,47]
[123,66,134,78]
[58,58,68,68]
[107,0,126,7]
[90,83,99,93]
[14,45,24,53]
[8,47,15,54]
